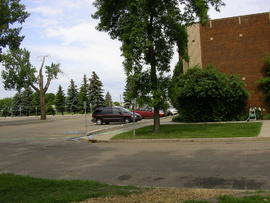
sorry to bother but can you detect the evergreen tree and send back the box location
[105,91,112,107]
[78,74,89,112]
[12,91,23,116]
[21,87,34,115]
[88,72,104,110]
[66,79,79,113]
[32,92,40,115]
[55,85,65,115]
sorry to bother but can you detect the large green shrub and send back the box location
[259,55,270,108]
[171,66,248,122]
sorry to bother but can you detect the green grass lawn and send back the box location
[0,173,140,203]
[185,194,270,203]
[112,122,262,140]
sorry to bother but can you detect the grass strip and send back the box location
[0,173,140,203]
[112,122,262,139]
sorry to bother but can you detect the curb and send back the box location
[82,136,270,144]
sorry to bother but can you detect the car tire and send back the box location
[96,118,103,125]
[124,118,130,124]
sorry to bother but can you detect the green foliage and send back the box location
[263,114,270,120]
[171,66,248,122]
[112,123,262,140]
[88,71,105,110]
[21,87,34,115]
[45,93,55,106]
[46,105,55,115]
[113,101,120,106]
[0,173,140,203]
[78,74,89,112]
[1,48,36,91]
[0,97,12,116]
[55,85,65,115]
[66,79,79,113]
[259,55,270,108]
[105,91,112,107]
[0,0,29,55]
[169,60,183,107]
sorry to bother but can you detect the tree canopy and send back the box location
[93,0,224,132]
[0,0,29,55]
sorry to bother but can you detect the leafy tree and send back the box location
[1,48,61,120]
[171,66,248,122]
[105,91,112,107]
[66,79,79,113]
[55,85,65,115]
[169,60,183,107]
[88,71,104,110]
[78,74,89,112]
[0,0,29,56]
[259,56,270,109]
[93,0,224,132]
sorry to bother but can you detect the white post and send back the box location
[132,99,136,136]
[84,101,87,135]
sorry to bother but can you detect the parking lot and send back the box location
[1,115,270,189]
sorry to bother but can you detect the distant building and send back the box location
[184,12,270,112]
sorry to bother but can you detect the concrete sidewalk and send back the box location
[259,120,270,137]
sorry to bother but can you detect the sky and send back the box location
[0,0,269,101]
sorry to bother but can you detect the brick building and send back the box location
[184,12,270,112]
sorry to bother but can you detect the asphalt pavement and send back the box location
[0,115,270,189]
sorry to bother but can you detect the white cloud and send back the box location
[45,22,112,46]
[28,6,63,16]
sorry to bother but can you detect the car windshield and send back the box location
[119,107,131,113]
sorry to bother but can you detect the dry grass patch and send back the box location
[80,188,240,203]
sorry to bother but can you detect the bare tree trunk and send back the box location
[40,90,46,120]
[153,107,160,132]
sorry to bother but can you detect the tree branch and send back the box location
[44,77,52,93]
[29,83,39,92]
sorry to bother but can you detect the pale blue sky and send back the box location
[0,0,269,101]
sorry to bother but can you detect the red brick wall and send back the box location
[200,12,270,112]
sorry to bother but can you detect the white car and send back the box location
[166,107,178,115]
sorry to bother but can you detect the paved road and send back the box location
[0,116,270,189]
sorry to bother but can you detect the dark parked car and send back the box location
[92,107,141,125]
